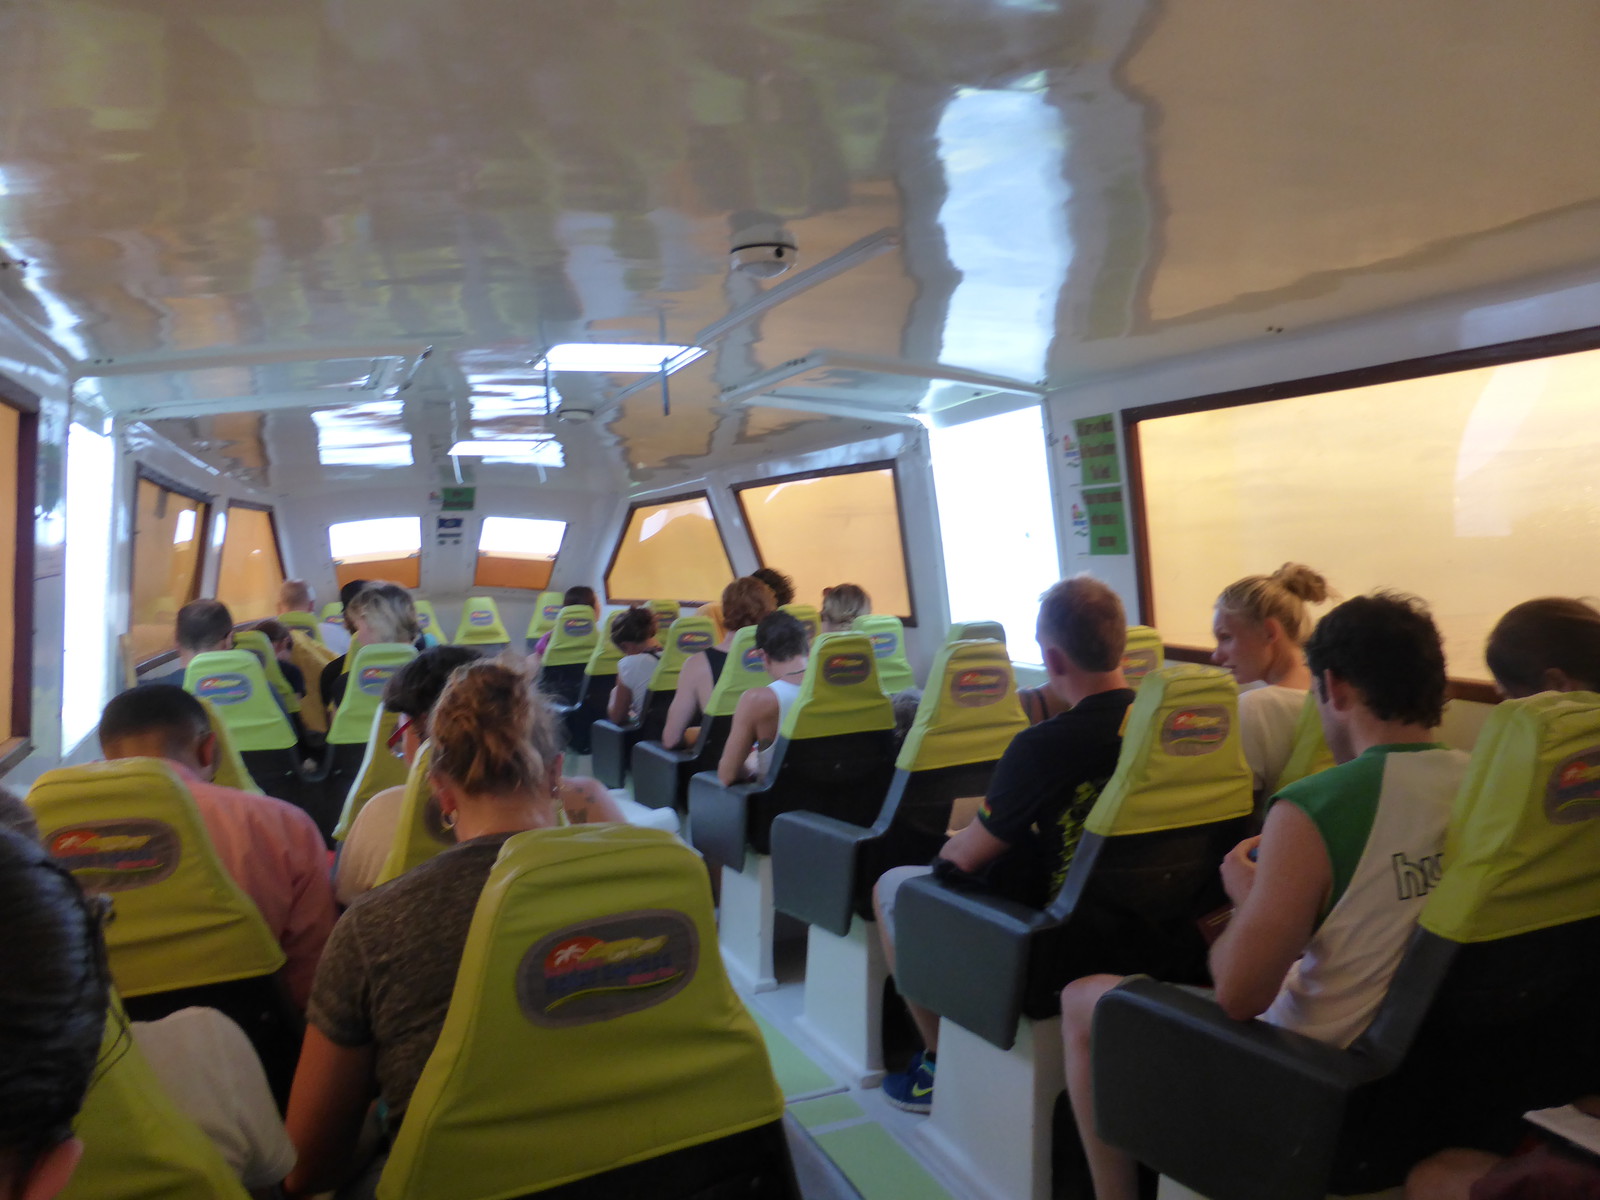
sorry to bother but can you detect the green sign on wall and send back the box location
[1084,487,1128,556]
[440,486,476,512]
[1075,413,1122,486]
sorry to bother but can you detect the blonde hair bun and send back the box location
[1270,563,1330,605]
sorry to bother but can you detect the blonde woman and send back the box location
[661,576,777,749]
[821,583,871,632]
[320,582,423,711]
[1210,563,1331,801]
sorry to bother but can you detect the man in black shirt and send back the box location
[875,575,1135,1111]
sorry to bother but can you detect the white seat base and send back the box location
[720,852,780,992]
[915,1015,1063,1200]
[796,918,888,1088]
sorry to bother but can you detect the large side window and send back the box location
[475,516,566,590]
[216,504,286,621]
[128,474,211,664]
[1131,336,1600,683]
[605,494,733,604]
[930,406,1060,662]
[63,422,115,748]
[734,464,915,621]
[328,516,422,589]
[0,394,33,753]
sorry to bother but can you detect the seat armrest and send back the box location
[631,740,696,811]
[589,718,635,788]
[894,873,1058,1050]
[1093,977,1379,1200]
[770,812,877,937]
[687,772,760,867]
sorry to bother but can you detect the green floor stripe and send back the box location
[790,1093,865,1130]
[753,1014,840,1099]
[811,1123,956,1200]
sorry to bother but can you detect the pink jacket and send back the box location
[170,763,336,1008]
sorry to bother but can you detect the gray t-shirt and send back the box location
[307,832,515,1125]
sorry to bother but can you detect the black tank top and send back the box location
[705,648,727,683]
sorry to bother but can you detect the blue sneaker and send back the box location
[882,1050,935,1113]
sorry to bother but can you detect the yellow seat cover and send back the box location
[374,743,447,886]
[454,596,511,645]
[1085,664,1253,838]
[526,590,565,639]
[780,603,820,643]
[1121,625,1163,688]
[182,650,296,752]
[852,614,916,693]
[333,705,407,841]
[200,697,262,795]
[541,605,600,669]
[233,629,301,716]
[277,609,323,643]
[1275,689,1336,790]
[898,639,1028,773]
[328,642,418,745]
[413,599,451,645]
[28,759,285,998]
[378,825,784,1200]
[782,632,895,740]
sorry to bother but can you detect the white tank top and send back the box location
[755,678,804,783]
[1261,745,1467,1048]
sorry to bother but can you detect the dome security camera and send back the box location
[730,220,797,279]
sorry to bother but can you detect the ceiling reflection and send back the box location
[2,0,1599,491]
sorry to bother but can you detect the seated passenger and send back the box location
[716,611,811,786]
[1060,593,1466,1200]
[526,585,598,676]
[875,576,1134,1111]
[604,606,662,725]
[334,646,480,906]
[320,582,423,713]
[98,686,337,1008]
[280,577,344,651]
[661,576,776,750]
[253,619,308,698]
[751,567,796,608]
[140,598,235,689]
[528,686,628,829]
[321,578,368,658]
[0,826,112,1200]
[1211,563,1330,803]
[821,583,871,632]
[286,662,566,1195]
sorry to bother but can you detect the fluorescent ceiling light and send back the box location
[532,343,704,374]
[313,400,414,467]
[449,439,553,456]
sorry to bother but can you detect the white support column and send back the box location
[796,918,888,1087]
[916,1016,1064,1200]
[719,852,779,992]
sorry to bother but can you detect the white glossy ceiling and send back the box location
[1,0,1599,491]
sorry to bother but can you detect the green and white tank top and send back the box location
[1260,743,1467,1048]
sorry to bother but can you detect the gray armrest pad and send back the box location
[770,811,876,937]
[687,771,760,865]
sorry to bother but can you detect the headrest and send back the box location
[697,603,726,639]
[1423,691,1600,943]
[648,598,682,624]
[320,601,344,623]
[543,605,601,668]
[1275,690,1334,790]
[27,759,285,997]
[232,630,300,715]
[375,742,451,886]
[583,610,628,676]
[329,642,419,744]
[852,614,916,693]
[333,706,407,842]
[947,620,1006,646]
[782,632,895,741]
[898,640,1028,772]
[647,615,718,692]
[1085,665,1253,838]
[378,825,783,1200]
[1122,625,1163,688]
[69,1010,252,1199]
[413,600,449,644]
[527,590,565,637]
[454,596,510,645]
[199,697,262,795]
[182,651,296,752]
[705,626,768,719]
[278,610,323,642]
[781,603,821,643]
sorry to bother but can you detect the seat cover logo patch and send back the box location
[1547,747,1600,824]
[48,819,181,892]
[358,665,397,696]
[952,667,1008,707]
[418,612,432,628]
[544,604,561,619]
[562,617,593,638]
[195,673,252,704]
[1161,706,1229,755]
[1123,648,1159,683]
[677,630,713,653]
[517,910,698,1027]
[741,648,764,672]
[822,653,871,686]
[469,610,493,626]
[871,632,898,658]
